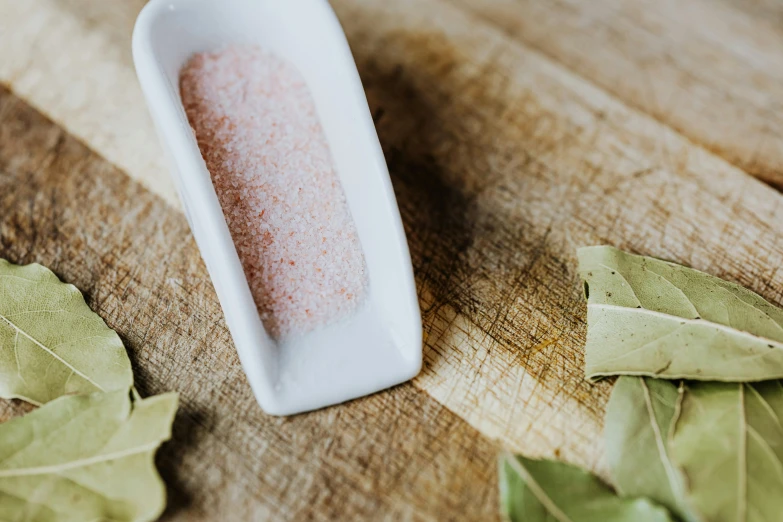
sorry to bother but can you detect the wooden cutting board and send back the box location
[1,0,783,519]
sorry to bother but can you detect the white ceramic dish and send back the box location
[132,0,422,415]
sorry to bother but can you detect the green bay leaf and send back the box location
[578,246,783,381]
[499,453,674,522]
[0,259,133,404]
[0,389,177,522]
[605,377,699,522]
[670,381,783,522]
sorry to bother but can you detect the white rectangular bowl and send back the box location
[133,0,422,415]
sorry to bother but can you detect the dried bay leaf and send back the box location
[670,381,783,522]
[499,453,674,522]
[578,246,783,381]
[605,377,699,522]
[0,259,133,404]
[0,389,178,522]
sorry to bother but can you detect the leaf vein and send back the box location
[0,315,105,392]
[0,442,159,478]
[590,304,783,349]
[503,454,575,522]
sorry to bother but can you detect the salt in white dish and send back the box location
[132,0,422,415]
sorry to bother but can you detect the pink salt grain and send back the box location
[180,45,368,338]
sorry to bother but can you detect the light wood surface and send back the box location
[449,0,783,188]
[1,0,783,519]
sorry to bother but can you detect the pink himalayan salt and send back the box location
[180,45,367,339]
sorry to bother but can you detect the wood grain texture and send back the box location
[333,0,783,471]
[2,0,783,518]
[446,0,783,188]
[0,87,500,521]
[0,0,177,207]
